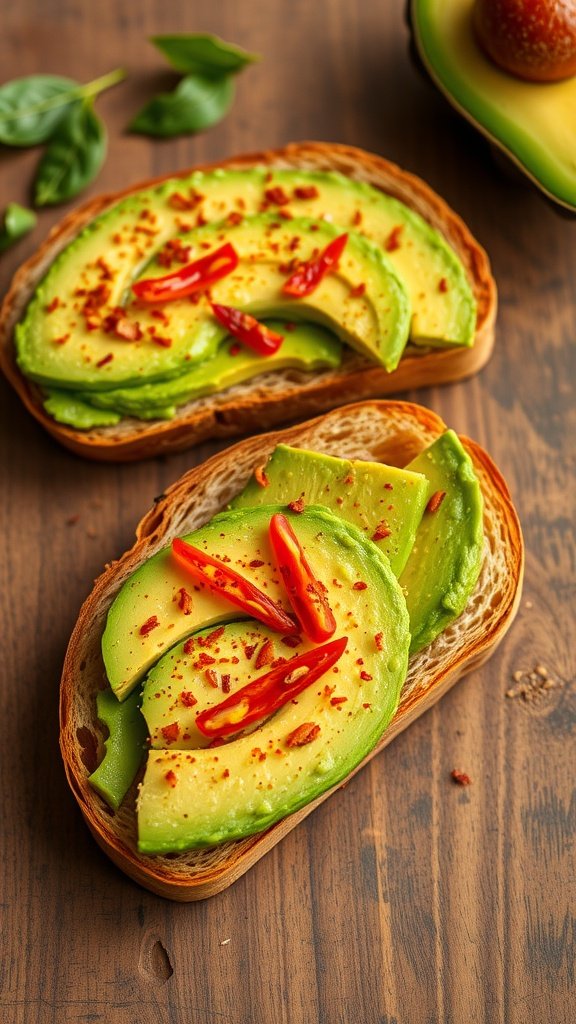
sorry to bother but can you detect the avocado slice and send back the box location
[135,509,409,852]
[412,0,576,212]
[70,321,342,421]
[87,687,148,810]
[43,390,122,429]
[17,213,410,390]
[399,430,483,653]
[230,445,429,577]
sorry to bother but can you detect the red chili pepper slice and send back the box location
[211,303,284,356]
[195,636,348,738]
[282,234,348,298]
[131,243,239,303]
[269,513,337,643]
[172,538,297,635]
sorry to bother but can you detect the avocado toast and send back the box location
[59,401,523,899]
[1,142,497,461]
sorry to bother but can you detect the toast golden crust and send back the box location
[59,401,523,899]
[0,143,497,462]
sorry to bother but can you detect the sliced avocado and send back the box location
[42,389,122,429]
[412,0,576,212]
[399,430,483,653]
[87,687,148,810]
[76,322,342,420]
[231,445,429,577]
[17,213,410,390]
[136,508,409,852]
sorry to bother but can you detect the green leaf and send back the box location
[34,102,106,207]
[129,73,235,138]
[150,34,258,77]
[0,203,37,252]
[0,75,79,146]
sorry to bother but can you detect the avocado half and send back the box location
[411,0,576,213]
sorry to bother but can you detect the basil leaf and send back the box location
[129,73,234,138]
[0,203,37,253]
[0,75,78,146]
[34,102,106,207]
[151,34,258,77]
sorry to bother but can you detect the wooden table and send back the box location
[1,3,574,1022]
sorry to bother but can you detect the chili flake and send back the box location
[439,277,449,293]
[385,225,403,252]
[294,185,319,200]
[451,769,472,786]
[96,353,114,369]
[372,522,391,541]
[360,671,373,682]
[426,490,447,514]
[264,186,290,206]
[353,581,368,591]
[330,696,348,707]
[221,674,231,694]
[165,769,177,787]
[139,615,159,636]
[45,297,61,313]
[177,587,193,614]
[350,283,366,298]
[286,722,320,747]
[180,691,197,708]
[254,465,270,488]
[288,498,305,513]
[161,722,180,744]
[374,632,384,651]
[255,639,275,670]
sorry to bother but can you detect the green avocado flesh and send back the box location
[17,165,475,428]
[87,688,148,810]
[18,213,410,388]
[134,510,409,853]
[43,322,342,427]
[412,0,576,211]
[230,445,429,577]
[400,430,483,653]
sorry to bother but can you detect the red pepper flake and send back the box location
[221,673,231,694]
[281,635,302,648]
[52,334,70,346]
[249,559,265,568]
[439,277,449,293]
[151,309,169,323]
[95,256,113,280]
[96,353,114,369]
[244,643,257,660]
[183,637,195,655]
[152,335,173,348]
[350,283,366,298]
[356,658,364,666]
[177,587,193,615]
[294,185,319,200]
[353,581,368,591]
[164,769,177,787]
[198,627,225,648]
[279,208,293,220]
[360,671,373,682]
[352,210,363,226]
[227,210,243,226]
[385,225,403,252]
[139,615,159,636]
[330,696,348,707]
[161,722,180,744]
[205,669,219,688]
[323,684,336,698]
[251,747,267,761]
[180,691,197,708]
[384,482,393,491]
[45,297,61,313]
[112,317,142,341]
[343,474,354,485]
[209,737,225,748]
[426,490,447,514]
[285,722,320,747]
[254,465,270,488]
[374,632,384,651]
[264,186,291,206]
[222,768,230,778]
[168,191,202,211]
[451,769,472,786]
[229,342,242,356]
[255,639,275,670]
[195,652,216,668]
[372,522,391,541]
[363,702,372,709]
[288,498,305,513]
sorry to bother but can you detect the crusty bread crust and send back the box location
[0,142,497,461]
[59,401,523,899]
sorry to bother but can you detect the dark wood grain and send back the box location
[0,2,574,1022]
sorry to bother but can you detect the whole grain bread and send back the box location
[0,142,497,462]
[59,401,523,900]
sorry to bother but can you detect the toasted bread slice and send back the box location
[0,142,496,462]
[59,401,523,899]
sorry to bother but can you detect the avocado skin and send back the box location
[230,444,429,577]
[400,430,483,653]
[134,505,409,853]
[88,688,148,811]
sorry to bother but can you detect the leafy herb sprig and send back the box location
[0,69,125,206]
[129,34,258,138]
